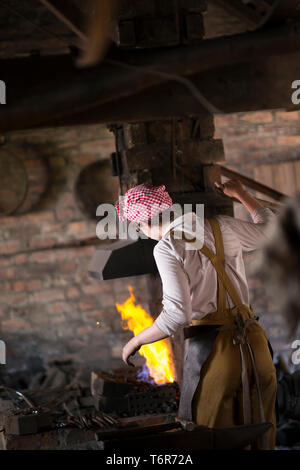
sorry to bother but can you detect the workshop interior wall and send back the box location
[0,125,150,385]
[1,110,300,383]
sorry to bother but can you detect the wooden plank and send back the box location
[219,165,288,201]
[178,140,225,165]
[253,161,300,197]
[126,140,225,171]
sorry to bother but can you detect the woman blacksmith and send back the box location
[115,179,277,449]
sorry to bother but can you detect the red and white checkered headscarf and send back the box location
[115,184,173,222]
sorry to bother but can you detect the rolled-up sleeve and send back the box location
[218,206,276,252]
[153,242,191,336]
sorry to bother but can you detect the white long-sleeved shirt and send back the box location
[153,207,276,336]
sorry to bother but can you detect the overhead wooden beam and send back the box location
[2,22,300,131]
[2,48,300,131]
[38,0,86,42]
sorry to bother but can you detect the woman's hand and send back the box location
[214,179,246,199]
[122,324,169,367]
[122,336,141,367]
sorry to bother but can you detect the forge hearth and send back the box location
[0,360,179,450]
[91,370,179,416]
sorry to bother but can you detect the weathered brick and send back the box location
[27,280,41,291]
[60,261,77,273]
[56,207,75,222]
[0,267,17,279]
[70,246,94,258]
[29,237,56,250]
[229,137,276,150]
[82,283,111,295]
[66,287,80,298]
[14,254,27,265]
[99,293,116,308]
[111,345,123,358]
[56,193,73,207]
[49,301,70,314]
[277,135,300,146]
[13,281,26,292]
[275,111,299,121]
[32,289,64,303]
[2,318,31,330]
[79,298,98,311]
[0,240,21,254]
[0,257,11,267]
[67,221,93,233]
[43,223,66,234]
[239,111,273,123]
[214,113,237,128]
[83,309,103,319]
[7,293,28,305]
[49,315,66,324]
[77,326,91,336]
[25,211,55,223]
[30,251,55,263]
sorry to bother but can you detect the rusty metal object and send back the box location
[0,385,36,409]
[74,160,120,220]
[4,412,52,436]
[98,421,273,450]
[0,150,28,216]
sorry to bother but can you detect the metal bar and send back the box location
[218,165,288,201]
[96,421,181,440]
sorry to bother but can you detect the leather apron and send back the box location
[176,218,276,445]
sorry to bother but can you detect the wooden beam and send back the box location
[38,0,86,42]
[218,165,288,201]
[2,22,300,130]
[214,0,263,29]
[251,198,283,211]
[2,48,300,131]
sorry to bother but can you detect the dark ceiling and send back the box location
[0,0,248,60]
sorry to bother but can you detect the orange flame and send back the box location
[116,286,175,385]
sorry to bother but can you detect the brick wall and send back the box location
[215,109,300,353]
[0,124,150,386]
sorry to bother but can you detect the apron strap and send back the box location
[200,218,244,309]
[207,218,226,313]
